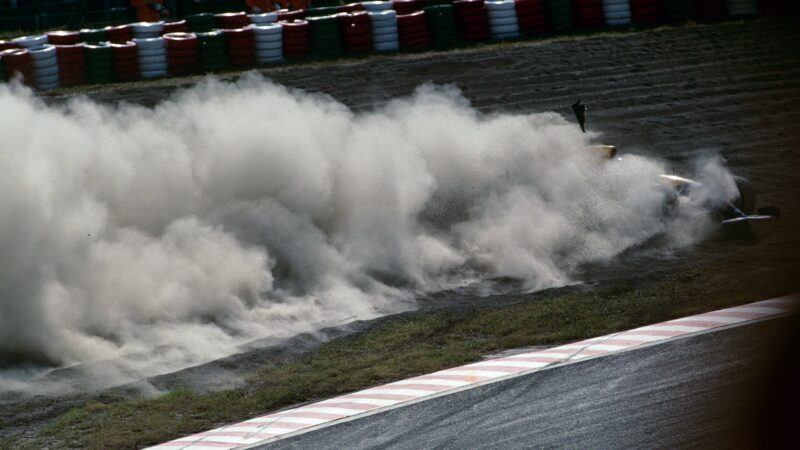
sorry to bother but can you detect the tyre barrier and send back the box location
[424,4,458,47]
[224,26,256,67]
[514,0,547,34]
[369,9,399,52]
[0,49,34,85]
[397,11,432,50]
[132,21,165,39]
[164,32,198,76]
[133,37,168,78]
[338,2,366,13]
[486,0,520,40]
[0,41,19,51]
[362,1,394,11]
[83,43,113,85]
[46,31,81,45]
[546,0,574,31]
[727,0,757,15]
[601,0,632,25]
[215,12,251,30]
[254,24,283,63]
[453,0,490,42]
[249,12,279,24]
[278,9,306,21]
[79,28,107,44]
[308,15,344,57]
[339,11,373,53]
[392,0,424,15]
[110,41,139,82]
[630,0,662,24]
[305,6,342,17]
[56,44,86,86]
[574,0,605,27]
[197,31,227,72]
[29,44,59,90]
[281,20,311,59]
[106,25,134,44]
[164,20,190,34]
[665,0,695,22]
[696,0,728,20]
[0,1,790,91]
[12,34,48,50]
[186,13,217,32]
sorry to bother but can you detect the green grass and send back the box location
[25,266,779,450]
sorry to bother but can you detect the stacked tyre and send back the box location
[253,24,283,64]
[362,1,393,12]
[339,2,366,12]
[665,0,695,22]
[55,44,86,86]
[514,0,547,34]
[278,9,305,21]
[453,0,490,42]
[46,31,80,45]
[308,15,344,57]
[281,20,311,59]
[110,41,139,82]
[163,20,190,34]
[424,4,458,47]
[574,0,605,27]
[30,45,60,90]
[392,0,423,14]
[486,0,520,40]
[695,0,728,20]
[132,22,164,39]
[83,43,114,85]
[249,12,279,25]
[186,13,217,32]
[370,10,400,52]
[197,31,227,72]
[0,49,33,85]
[105,25,133,44]
[727,0,757,15]
[305,6,342,17]
[216,12,251,30]
[79,28,107,44]
[164,32,198,76]
[339,11,373,53]
[601,0,632,25]
[630,0,661,24]
[14,36,58,90]
[134,37,168,78]
[545,0,573,31]
[224,27,256,67]
[397,11,431,50]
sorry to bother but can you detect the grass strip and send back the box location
[28,263,794,450]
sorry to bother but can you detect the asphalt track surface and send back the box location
[254,314,799,449]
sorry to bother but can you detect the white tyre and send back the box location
[256,41,283,51]
[34,64,59,77]
[490,23,520,34]
[132,21,164,33]
[133,37,166,50]
[13,35,47,49]
[486,1,516,12]
[489,16,519,27]
[362,1,392,11]
[249,12,278,23]
[487,9,518,19]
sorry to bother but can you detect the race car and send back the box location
[574,101,781,241]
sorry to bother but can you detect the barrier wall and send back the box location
[0,0,795,90]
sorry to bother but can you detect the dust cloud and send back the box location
[0,74,734,391]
